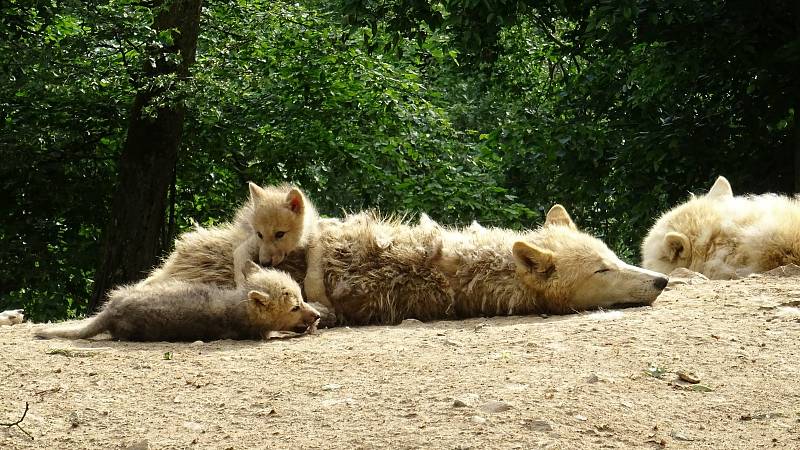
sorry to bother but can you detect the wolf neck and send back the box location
[222,289,266,338]
[445,234,550,317]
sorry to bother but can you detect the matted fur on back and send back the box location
[307,212,453,325]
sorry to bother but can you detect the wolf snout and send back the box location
[653,276,668,290]
[305,311,321,324]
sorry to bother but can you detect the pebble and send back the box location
[524,419,553,432]
[69,411,81,428]
[322,384,342,391]
[453,399,468,408]
[670,430,694,441]
[479,400,512,413]
[124,440,150,450]
[677,370,701,384]
[471,415,487,424]
[764,264,800,277]
[182,421,204,433]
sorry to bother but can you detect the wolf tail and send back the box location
[34,314,108,340]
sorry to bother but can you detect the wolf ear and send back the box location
[249,182,266,201]
[707,176,733,199]
[241,260,261,279]
[248,290,272,306]
[419,213,435,227]
[512,241,555,274]
[544,204,576,229]
[285,188,305,215]
[664,232,691,262]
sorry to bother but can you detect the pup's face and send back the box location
[248,289,320,333]
[513,205,669,313]
[241,261,320,332]
[248,183,306,267]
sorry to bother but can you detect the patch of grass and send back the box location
[644,365,668,379]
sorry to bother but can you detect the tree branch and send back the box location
[1,402,33,440]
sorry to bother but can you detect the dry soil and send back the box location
[1,269,799,449]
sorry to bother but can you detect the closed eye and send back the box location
[595,268,611,274]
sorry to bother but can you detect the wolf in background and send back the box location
[642,175,800,279]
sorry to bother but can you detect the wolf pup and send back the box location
[642,175,800,279]
[35,262,320,341]
[141,182,318,288]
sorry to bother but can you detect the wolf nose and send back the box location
[653,277,668,290]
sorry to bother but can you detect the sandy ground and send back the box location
[1,269,799,449]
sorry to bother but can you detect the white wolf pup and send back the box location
[642,175,800,279]
[142,182,317,288]
[35,262,320,341]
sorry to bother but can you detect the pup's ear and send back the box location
[512,241,555,274]
[249,182,266,201]
[664,232,691,262]
[248,290,272,306]
[544,204,576,229]
[241,260,261,279]
[285,188,305,215]
[707,176,733,199]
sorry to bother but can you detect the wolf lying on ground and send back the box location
[141,182,316,288]
[0,309,24,326]
[642,175,800,279]
[439,205,668,316]
[35,262,320,341]
[305,205,668,325]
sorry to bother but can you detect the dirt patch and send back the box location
[2,273,799,449]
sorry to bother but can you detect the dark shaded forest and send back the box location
[1,0,798,320]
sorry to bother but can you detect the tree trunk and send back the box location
[795,106,800,193]
[89,0,202,311]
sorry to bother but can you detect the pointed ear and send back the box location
[249,182,266,201]
[248,290,272,306]
[512,241,555,274]
[241,260,261,279]
[707,176,733,199]
[544,204,576,229]
[664,232,691,262]
[285,188,305,215]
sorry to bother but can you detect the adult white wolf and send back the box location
[642,176,800,279]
